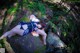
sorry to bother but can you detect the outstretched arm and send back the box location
[36,29,47,45]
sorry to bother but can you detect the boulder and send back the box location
[46,32,65,53]
[7,33,46,53]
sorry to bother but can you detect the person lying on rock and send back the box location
[0,14,47,45]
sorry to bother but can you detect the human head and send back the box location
[29,14,40,22]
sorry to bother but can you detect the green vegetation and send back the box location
[0,0,80,53]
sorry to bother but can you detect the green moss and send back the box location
[20,17,30,22]
[34,46,46,53]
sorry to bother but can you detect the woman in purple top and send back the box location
[0,14,47,45]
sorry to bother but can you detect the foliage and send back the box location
[42,1,79,53]
[0,0,80,53]
[22,0,46,15]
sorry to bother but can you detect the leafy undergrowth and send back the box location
[0,0,80,53]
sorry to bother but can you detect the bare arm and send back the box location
[36,29,47,45]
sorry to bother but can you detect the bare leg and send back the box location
[36,29,47,45]
[0,31,15,40]
[0,25,24,40]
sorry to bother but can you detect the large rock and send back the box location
[47,32,65,47]
[46,32,65,53]
[7,33,46,53]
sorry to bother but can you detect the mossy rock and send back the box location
[7,34,46,53]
